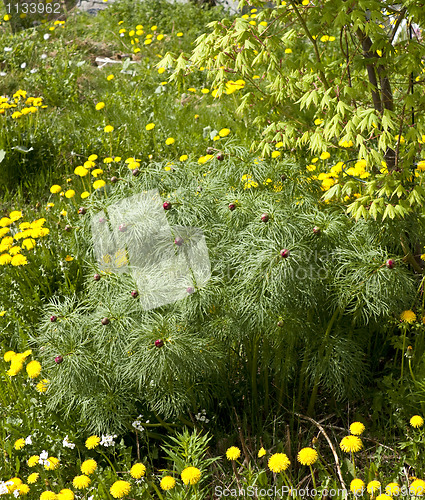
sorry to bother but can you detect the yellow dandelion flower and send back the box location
[350,479,365,494]
[36,379,49,393]
[72,475,91,489]
[226,447,241,461]
[65,190,75,199]
[28,455,40,467]
[4,351,15,362]
[45,457,60,470]
[9,245,21,255]
[181,466,201,485]
[7,358,23,375]
[26,360,41,379]
[219,128,230,137]
[179,154,188,161]
[401,310,416,323]
[258,447,266,458]
[93,180,106,190]
[74,166,88,177]
[81,459,97,475]
[0,217,12,227]
[410,415,424,428]
[81,192,90,199]
[40,492,56,500]
[271,151,281,158]
[110,480,131,498]
[57,489,74,500]
[130,463,146,479]
[104,125,114,133]
[160,476,176,490]
[11,254,28,266]
[320,151,331,160]
[9,211,22,221]
[410,479,425,496]
[165,137,175,145]
[385,483,400,495]
[367,480,381,495]
[27,473,39,484]
[95,102,105,110]
[268,453,290,472]
[22,238,36,250]
[16,483,30,495]
[14,438,25,450]
[297,447,318,465]
[339,435,363,453]
[0,253,11,266]
[107,74,114,81]
[349,422,365,435]
[85,435,100,449]
[146,123,155,131]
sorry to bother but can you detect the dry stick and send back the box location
[136,429,140,461]
[320,424,401,457]
[294,413,346,491]
[233,407,251,467]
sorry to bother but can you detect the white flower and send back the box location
[20,62,26,69]
[63,435,76,449]
[25,435,32,445]
[41,54,47,59]
[43,34,50,40]
[0,72,6,77]
[4,47,12,52]
[100,434,117,447]
[39,450,50,465]
[30,69,37,74]
[0,483,9,494]
[132,421,144,432]
[13,489,19,497]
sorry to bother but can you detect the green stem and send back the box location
[409,358,416,383]
[309,465,317,496]
[250,334,260,425]
[307,308,340,415]
[150,481,164,500]
[99,451,117,476]
[400,325,407,381]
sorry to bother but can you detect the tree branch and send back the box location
[356,29,382,113]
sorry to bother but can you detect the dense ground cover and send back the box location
[1,0,425,498]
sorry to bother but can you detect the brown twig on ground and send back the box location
[294,413,346,491]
